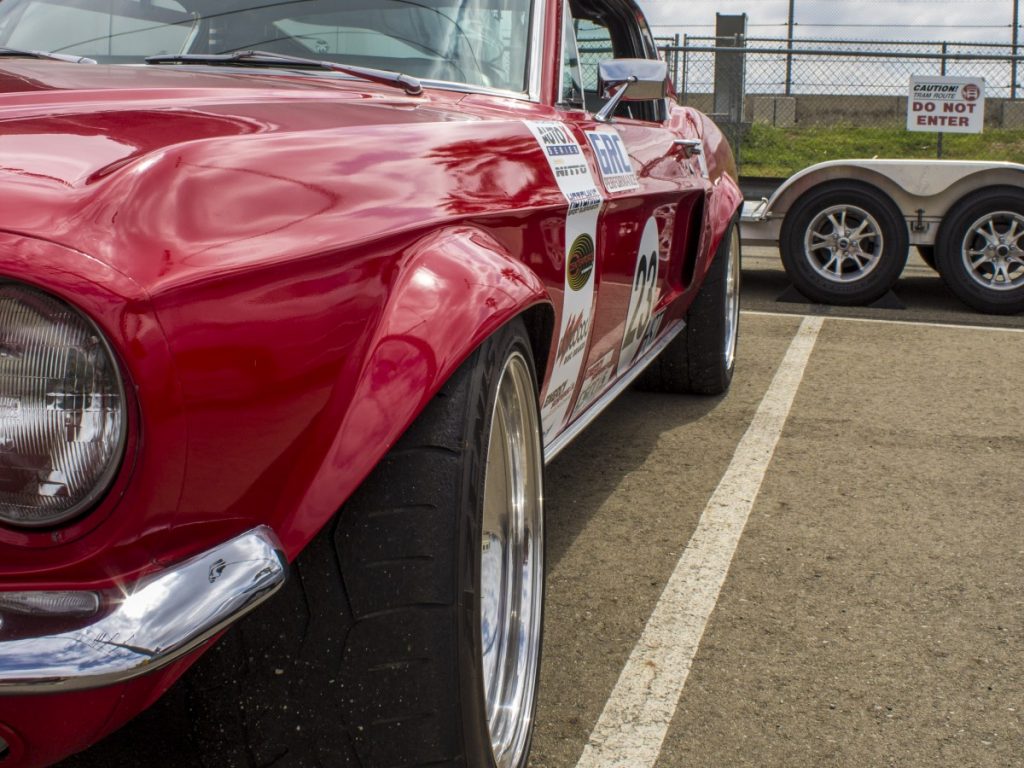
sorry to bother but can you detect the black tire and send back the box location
[638,220,740,395]
[182,318,545,768]
[935,187,1024,315]
[780,182,909,305]
[917,245,938,271]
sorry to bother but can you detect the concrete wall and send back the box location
[680,93,1023,129]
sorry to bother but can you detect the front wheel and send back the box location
[780,182,909,305]
[183,318,545,768]
[935,187,1024,315]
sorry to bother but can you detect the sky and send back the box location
[636,0,1023,44]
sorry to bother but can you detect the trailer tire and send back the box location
[780,182,909,305]
[935,187,1024,315]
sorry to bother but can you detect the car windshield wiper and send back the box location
[145,50,422,96]
[0,47,96,64]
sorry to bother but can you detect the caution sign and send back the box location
[907,76,985,134]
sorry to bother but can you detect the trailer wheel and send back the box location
[935,187,1024,315]
[780,182,908,305]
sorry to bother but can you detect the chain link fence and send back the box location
[579,36,1024,175]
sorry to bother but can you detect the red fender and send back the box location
[274,225,550,556]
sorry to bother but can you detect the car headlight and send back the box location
[0,282,127,528]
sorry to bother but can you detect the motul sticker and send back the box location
[586,130,640,193]
[524,120,603,439]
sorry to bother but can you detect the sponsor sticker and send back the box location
[572,349,616,419]
[586,130,640,193]
[618,216,662,375]
[524,121,604,439]
[567,233,595,291]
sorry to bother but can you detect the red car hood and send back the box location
[0,61,544,292]
[0,60,472,182]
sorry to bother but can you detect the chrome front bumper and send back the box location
[0,526,287,693]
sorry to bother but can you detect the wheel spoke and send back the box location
[1006,219,1020,243]
[970,252,992,269]
[851,219,871,238]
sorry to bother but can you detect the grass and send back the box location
[739,122,1024,178]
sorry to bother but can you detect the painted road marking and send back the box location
[742,309,1024,334]
[575,316,824,768]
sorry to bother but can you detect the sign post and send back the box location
[907,76,986,159]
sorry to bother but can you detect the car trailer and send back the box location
[740,159,1024,314]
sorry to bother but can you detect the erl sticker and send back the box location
[585,130,640,193]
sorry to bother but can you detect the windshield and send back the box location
[0,0,535,92]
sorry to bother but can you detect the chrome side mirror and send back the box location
[595,58,668,123]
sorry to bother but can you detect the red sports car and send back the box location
[0,0,741,765]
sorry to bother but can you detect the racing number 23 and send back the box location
[618,217,661,373]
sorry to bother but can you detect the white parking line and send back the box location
[574,316,824,768]
[742,309,1024,334]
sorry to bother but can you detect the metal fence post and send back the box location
[785,0,795,95]
[681,33,689,105]
[673,32,681,103]
[1013,0,1020,99]
[937,41,948,159]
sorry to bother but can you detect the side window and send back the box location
[574,17,611,114]
[559,0,584,107]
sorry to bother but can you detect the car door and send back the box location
[561,0,710,423]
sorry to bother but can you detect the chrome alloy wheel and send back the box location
[804,204,884,283]
[960,210,1024,291]
[724,225,741,371]
[480,350,543,768]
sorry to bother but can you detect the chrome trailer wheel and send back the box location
[958,211,1024,292]
[802,204,884,283]
[937,187,1024,315]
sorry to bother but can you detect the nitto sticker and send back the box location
[618,217,661,375]
[567,233,595,291]
[524,120,604,440]
[586,130,640,193]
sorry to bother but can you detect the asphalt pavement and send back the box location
[532,248,1023,767]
